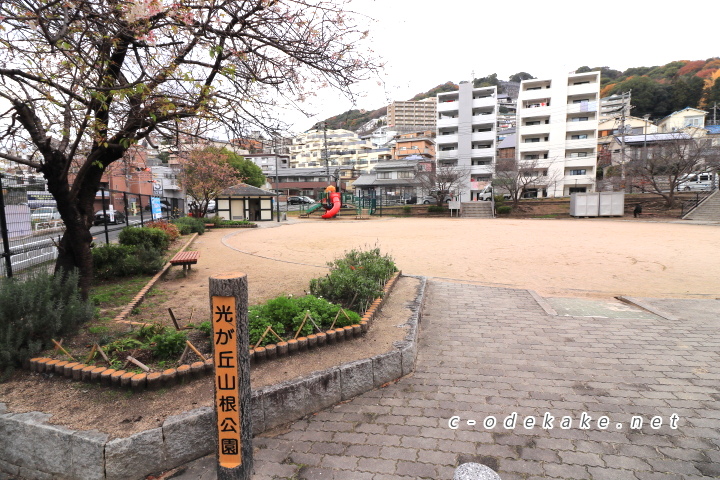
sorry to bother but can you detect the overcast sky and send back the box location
[288,0,719,133]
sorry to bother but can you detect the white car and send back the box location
[30,206,61,222]
[677,173,714,191]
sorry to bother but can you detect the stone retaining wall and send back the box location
[0,276,426,480]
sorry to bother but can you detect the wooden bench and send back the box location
[169,251,199,276]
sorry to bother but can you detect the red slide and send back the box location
[321,192,342,219]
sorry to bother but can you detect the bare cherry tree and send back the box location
[0,0,377,295]
[415,165,469,205]
[625,133,720,208]
[493,158,557,207]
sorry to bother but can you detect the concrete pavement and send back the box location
[168,280,720,479]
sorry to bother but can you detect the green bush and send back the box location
[494,194,507,205]
[197,321,212,337]
[309,247,397,313]
[0,270,94,375]
[427,205,447,213]
[402,205,411,215]
[172,216,206,235]
[248,295,361,347]
[119,226,170,251]
[150,329,188,359]
[496,205,512,215]
[92,244,165,279]
[220,220,255,226]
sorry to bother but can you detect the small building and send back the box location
[658,107,707,133]
[216,183,277,222]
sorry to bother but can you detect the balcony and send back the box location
[565,138,596,150]
[566,101,598,114]
[437,150,459,160]
[437,134,458,144]
[519,105,552,117]
[518,142,550,153]
[567,83,599,96]
[472,97,495,108]
[471,147,494,157]
[437,117,459,128]
[471,131,494,142]
[564,156,597,168]
[519,124,550,135]
[470,164,493,175]
[565,121,595,132]
[437,101,459,113]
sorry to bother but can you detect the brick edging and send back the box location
[0,275,427,480]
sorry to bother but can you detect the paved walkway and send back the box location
[175,280,720,479]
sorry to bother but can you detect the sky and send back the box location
[288,0,720,133]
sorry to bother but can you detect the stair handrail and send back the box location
[680,186,718,218]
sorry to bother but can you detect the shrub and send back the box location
[220,220,255,226]
[493,194,507,205]
[402,205,411,215]
[172,216,206,235]
[145,220,181,241]
[0,270,94,375]
[119,226,170,251]
[496,205,512,215]
[427,205,447,213]
[309,247,397,313]
[150,329,188,359]
[92,244,165,279]
[247,294,361,347]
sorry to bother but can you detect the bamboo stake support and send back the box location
[96,344,110,363]
[51,339,76,361]
[253,325,272,350]
[179,344,190,364]
[268,326,285,343]
[294,312,309,339]
[168,308,181,330]
[126,355,151,372]
[186,340,206,361]
[84,344,97,364]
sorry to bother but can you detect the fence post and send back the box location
[100,187,110,244]
[0,174,13,277]
[209,273,253,480]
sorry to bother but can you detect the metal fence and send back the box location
[0,173,183,278]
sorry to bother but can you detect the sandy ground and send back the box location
[131,216,720,329]
[1,216,719,438]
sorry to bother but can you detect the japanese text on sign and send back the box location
[212,296,241,468]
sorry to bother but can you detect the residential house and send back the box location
[390,131,436,160]
[658,107,707,133]
[352,157,431,203]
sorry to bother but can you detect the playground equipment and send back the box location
[321,186,342,219]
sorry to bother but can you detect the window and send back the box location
[571,134,588,140]
[571,117,589,122]
[570,169,586,175]
[525,154,539,160]
[377,172,391,179]
[397,171,413,179]
[526,138,540,143]
[569,152,588,158]
[573,81,590,85]
[526,121,540,126]
[572,99,589,104]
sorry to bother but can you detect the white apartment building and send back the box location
[436,83,497,201]
[290,128,391,172]
[516,71,600,197]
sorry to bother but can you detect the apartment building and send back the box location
[390,130,436,160]
[599,93,631,121]
[290,128,391,172]
[436,83,497,201]
[516,71,600,197]
[387,98,437,132]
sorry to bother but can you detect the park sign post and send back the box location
[210,273,253,480]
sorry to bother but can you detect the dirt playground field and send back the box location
[175,216,719,311]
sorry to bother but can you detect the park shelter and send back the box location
[216,183,276,221]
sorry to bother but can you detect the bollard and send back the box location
[454,463,502,480]
[210,273,253,480]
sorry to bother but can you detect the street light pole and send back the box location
[273,138,280,222]
[323,122,330,185]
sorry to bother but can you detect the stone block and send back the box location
[372,350,402,387]
[339,358,374,401]
[251,390,265,435]
[105,428,167,480]
[162,407,214,467]
[454,462,501,480]
[397,341,418,376]
[1,412,73,475]
[260,380,309,430]
[69,430,109,480]
[0,458,20,476]
[303,369,342,412]
[18,466,53,480]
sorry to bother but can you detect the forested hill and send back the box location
[320,59,720,131]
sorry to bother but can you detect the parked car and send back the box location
[30,206,61,222]
[288,196,314,205]
[206,200,216,213]
[93,210,126,225]
[677,172,715,191]
[422,194,453,204]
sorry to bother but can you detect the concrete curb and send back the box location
[616,295,680,321]
[527,289,558,316]
[0,275,427,480]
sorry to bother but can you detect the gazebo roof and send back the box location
[220,183,276,196]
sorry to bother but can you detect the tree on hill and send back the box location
[509,72,535,83]
[408,82,458,101]
[0,0,376,296]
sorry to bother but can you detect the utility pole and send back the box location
[322,122,330,185]
[712,102,718,125]
[619,90,631,187]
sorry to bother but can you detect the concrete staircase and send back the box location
[683,190,720,222]
[684,190,720,221]
[461,202,494,219]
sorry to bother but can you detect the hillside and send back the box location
[321,59,720,131]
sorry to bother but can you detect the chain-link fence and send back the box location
[0,173,184,278]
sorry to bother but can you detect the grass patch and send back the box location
[90,276,153,309]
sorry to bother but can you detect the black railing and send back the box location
[680,186,717,218]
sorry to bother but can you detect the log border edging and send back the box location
[0,275,427,480]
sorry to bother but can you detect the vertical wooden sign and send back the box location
[210,273,252,480]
